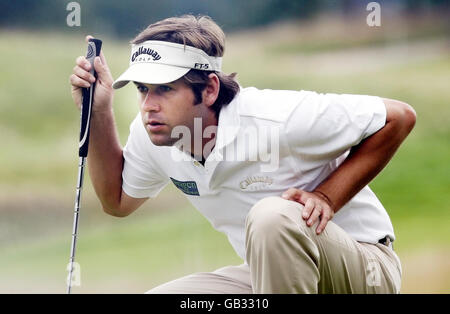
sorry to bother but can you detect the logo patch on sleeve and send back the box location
[170,177,200,196]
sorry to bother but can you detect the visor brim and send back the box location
[112,63,191,89]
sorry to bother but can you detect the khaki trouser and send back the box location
[147,196,402,294]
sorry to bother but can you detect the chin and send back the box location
[148,133,177,147]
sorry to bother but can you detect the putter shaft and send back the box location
[67,156,86,294]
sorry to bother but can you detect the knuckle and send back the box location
[72,75,80,83]
[69,74,77,84]
[78,71,89,80]
[76,66,85,74]
[77,70,86,78]
[74,67,83,76]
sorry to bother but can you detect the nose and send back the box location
[140,90,161,112]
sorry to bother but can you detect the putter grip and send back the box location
[79,38,102,157]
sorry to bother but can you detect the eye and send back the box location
[158,85,172,93]
[136,85,148,93]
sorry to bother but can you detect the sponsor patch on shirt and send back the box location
[239,175,274,191]
[170,177,200,196]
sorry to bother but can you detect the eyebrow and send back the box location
[133,82,174,88]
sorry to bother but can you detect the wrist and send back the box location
[92,93,114,114]
[92,102,114,114]
[313,190,335,212]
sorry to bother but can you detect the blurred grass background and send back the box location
[0,11,449,293]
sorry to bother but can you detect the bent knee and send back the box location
[246,196,305,235]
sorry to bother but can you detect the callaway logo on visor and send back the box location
[131,47,161,62]
[112,40,222,89]
[128,40,222,70]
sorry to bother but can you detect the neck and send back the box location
[189,112,218,163]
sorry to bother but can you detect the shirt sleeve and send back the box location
[285,91,387,167]
[122,114,169,198]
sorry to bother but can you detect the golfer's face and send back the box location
[135,79,199,146]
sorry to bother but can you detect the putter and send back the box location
[67,38,102,294]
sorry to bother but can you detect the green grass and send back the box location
[267,27,448,55]
[0,200,447,293]
[0,205,241,293]
[0,21,449,293]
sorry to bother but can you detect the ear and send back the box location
[202,73,220,108]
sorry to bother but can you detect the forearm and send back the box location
[87,108,124,212]
[315,100,416,213]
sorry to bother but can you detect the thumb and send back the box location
[93,56,112,83]
[296,190,314,205]
[281,188,301,201]
[93,56,105,74]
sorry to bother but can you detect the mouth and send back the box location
[146,120,166,132]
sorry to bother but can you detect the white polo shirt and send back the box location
[122,87,395,260]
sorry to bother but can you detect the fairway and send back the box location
[0,17,449,293]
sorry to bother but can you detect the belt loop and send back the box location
[386,237,393,250]
[379,236,394,250]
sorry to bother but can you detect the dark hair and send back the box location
[131,15,240,118]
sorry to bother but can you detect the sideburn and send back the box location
[191,83,206,106]
[189,82,221,120]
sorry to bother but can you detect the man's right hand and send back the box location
[69,35,114,112]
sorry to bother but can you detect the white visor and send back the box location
[112,40,222,89]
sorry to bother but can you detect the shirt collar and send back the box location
[214,88,241,151]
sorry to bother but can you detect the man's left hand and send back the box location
[281,188,334,235]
